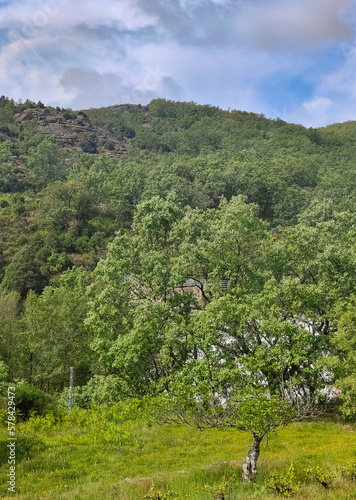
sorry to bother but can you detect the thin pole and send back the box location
[68,367,74,412]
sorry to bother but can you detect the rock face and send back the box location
[14,107,127,156]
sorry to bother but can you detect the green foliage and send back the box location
[0,361,9,395]
[265,463,301,497]
[15,383,52,420]
[0,97,15,127]
[0,291,19,370]
[199,474,236,499]
[18,268,92,392]
[1,246,48,297]
[149,382,293,437]
[62,109,77,120]
[26,134,66,185]
[19,133,46,154]
[86,193,191,397]
[0,141,17,192]
[143,485,180,499]
[329,303,356,418]
[80,133,98,153]
[55,374,131,408]
[304,465,337,489]
[24,406,134,448]
[338,461,356,481]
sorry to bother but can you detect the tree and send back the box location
[87,193,352,408]
[0,291,21,382]
[85,195,275,397]
[86,194,194,396]
[328,302,356,418]
[38,178,105,238]
[0,141,17,192]
[1,247,48,298]
[186,198,356,401]
[26,135,65,186]
[149,374,293,482]
[18,268,92,391]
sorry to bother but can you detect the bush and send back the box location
[339,462,356,481]
[143,486,179,499]
[265,463,301,497]
[0,126,16,137]
[62,110,77,120]
[15,384,52,420]
[200,475,236,499]
[304,465,337,489]
[80,134,98,154]
[54,375,131,409]
[103,140,115,150]
[121,126,136,139]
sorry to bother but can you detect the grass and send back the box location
[0,408,356,499]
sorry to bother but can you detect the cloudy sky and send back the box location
[0,0,355,127]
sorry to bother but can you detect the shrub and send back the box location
[201,474,236,499]
[103,140,115,150]
[0,126,16,137]
[79,134,97,154]
[62,110,77,120]
[143,485,179,499]
[304,465,337,489]
[121,125,136,139]
[15,384,52,420]
[265,463,301,497]
[338,462,356,481]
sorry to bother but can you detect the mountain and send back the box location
[1,96,356,293]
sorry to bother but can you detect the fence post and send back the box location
[68,367,74,412]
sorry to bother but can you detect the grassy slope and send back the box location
[0,414,356,499]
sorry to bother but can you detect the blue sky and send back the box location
[0,0,355,126]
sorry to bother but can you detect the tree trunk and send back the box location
[242,434,263,482]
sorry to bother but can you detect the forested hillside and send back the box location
[2,96,356,497]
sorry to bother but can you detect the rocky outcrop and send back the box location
[14,107,127,156]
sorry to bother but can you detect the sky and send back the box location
[0,0,355,127]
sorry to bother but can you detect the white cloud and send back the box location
[0,0,155,32]
[299,97,333,127]
[235,0,354,50]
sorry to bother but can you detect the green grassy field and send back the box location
[1,408,356,499]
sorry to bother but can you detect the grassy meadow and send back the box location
[1,408,356,499]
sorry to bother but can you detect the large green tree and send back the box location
[87,195,356,407]
[86,195,270,396]
[86,194,196,396]
[18,268,92,391]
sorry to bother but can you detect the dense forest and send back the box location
[1,96,356,496]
